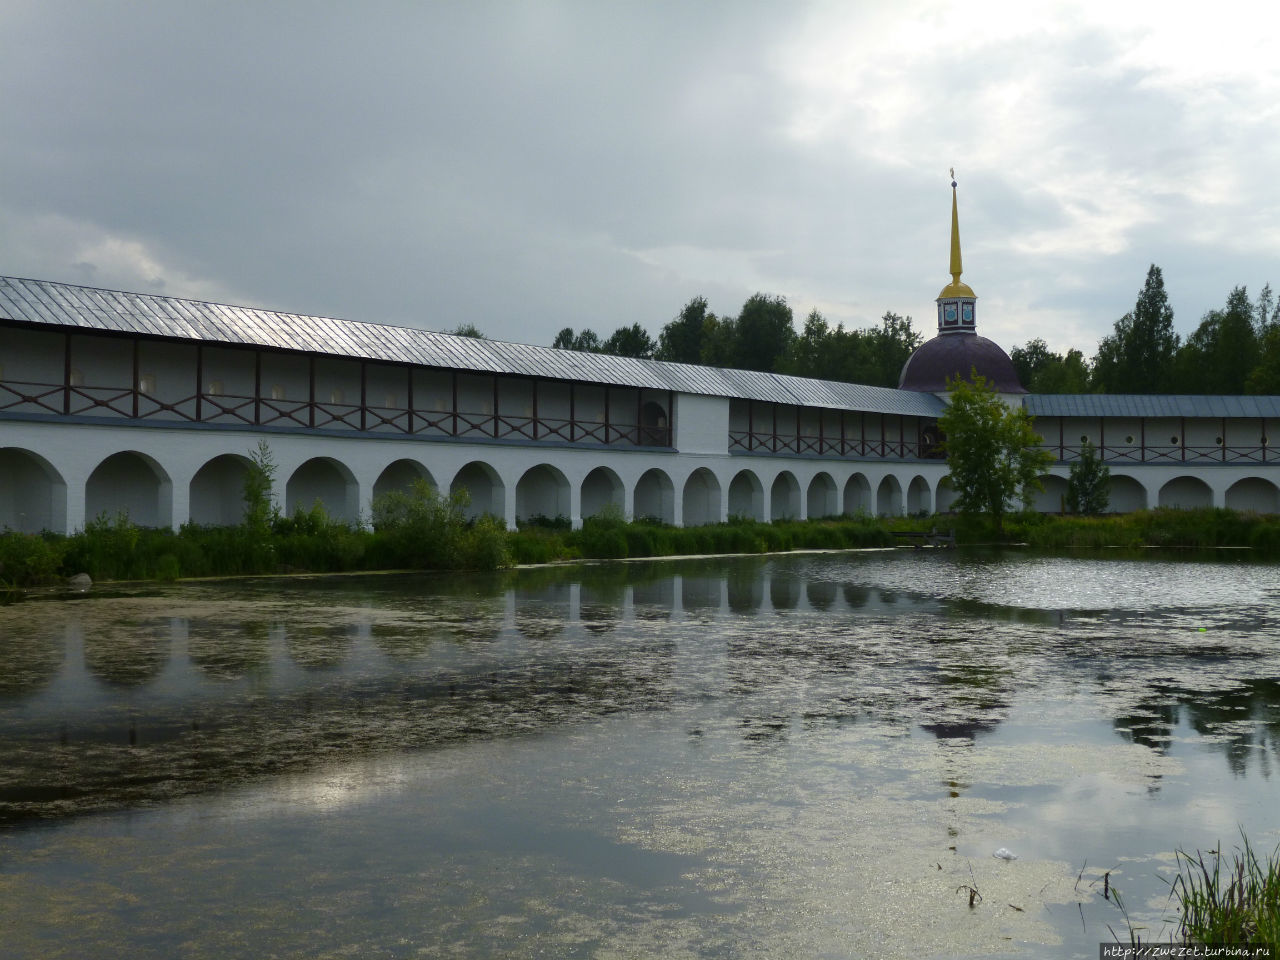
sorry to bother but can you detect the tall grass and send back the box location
[1173,834,1280,950]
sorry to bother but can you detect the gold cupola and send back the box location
[936,171,976,334]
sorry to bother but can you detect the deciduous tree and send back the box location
[938,373,1052,533]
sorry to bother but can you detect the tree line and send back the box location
[460,265,1280,395]
[1012,265,1280,395]
[551,293,922,389]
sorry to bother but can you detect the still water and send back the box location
[1,549,1279,959]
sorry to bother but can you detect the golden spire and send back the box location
[949,170,963,286]
[938,169,976,301]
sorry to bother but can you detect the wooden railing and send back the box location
[1041,441,1270,464]
[0,378,673,448]
[728,430,945,460]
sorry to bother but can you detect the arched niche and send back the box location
[728,469,764,521]
[634,468,675,524]
[0,447,67,533]
[770,471,800,521]
[806,472,838,519]
[843,473,871,516]
[1225,477,1279,514]
[450,461,505,522]
[189,454,252,526]
[581,466,625,520]
[286,457,358,523]
[906,475,931,516]
[1158,476,1212,510]
[86,451,171,528]
[373,459,436,502]
[516,464,571,525]
[876,475,903,517]
[682,468,722,526]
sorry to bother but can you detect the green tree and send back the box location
[242,439,278,532]
[1091,264,1179,393]
[1065,440,1110,514]
[656,296,712,364]
[865,311,922,387]
[1246,326,1280,394]
[1030,348,1091,393]
[552,327,602,352]
[1175,286,1258,394]
[1010,338,1057,388]
[601,322,656,359]
[733,293,795,373]
[451,323,485,338]
[938,373,1052,533]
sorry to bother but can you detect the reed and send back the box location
[1173,834,1280,949]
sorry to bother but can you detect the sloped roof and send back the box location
[1025,394,1280,418]
[0,275,945,418]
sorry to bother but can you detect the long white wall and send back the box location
[0,417,955,534]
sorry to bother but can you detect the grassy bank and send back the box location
[1171,835,1280,949]
[2,505,1279,589]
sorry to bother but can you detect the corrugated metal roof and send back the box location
[0,275,946,418]
[1025,394,1280,418]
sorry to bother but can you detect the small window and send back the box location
[1080,435,1089,444]
[207,380,224,397]
[1124,435,1135,444]
[329,387,345,404]
[69,369,84,387]
[383,391,397,408]
[1215,436,1225,446]
[138,373,156,395]
[1170,435,1180,445]
[1263,436,1270,447]
[271,383,286,401]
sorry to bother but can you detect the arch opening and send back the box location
[0,447,67,534]
[634,468,675,524]
[843,473,871,516]
[286,457,358,524]
[1158,476,1212,510]
[682,468,722,527]
[770,471,800,521]
[189,454,253,527]
[86,451,171,528]
[581,466,625,520]
[876,475,903,517]
[728,469,764,522]
[450,461,505,523]
[516,464,571,526]
[1225,477,1279,514]
[806,472,839,519]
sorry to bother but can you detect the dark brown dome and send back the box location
[898,333,1027,394]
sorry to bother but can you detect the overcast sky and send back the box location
[3,1,1279,360]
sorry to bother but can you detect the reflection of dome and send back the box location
[899,333,1026,394]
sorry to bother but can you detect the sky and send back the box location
[3,0,1279,360]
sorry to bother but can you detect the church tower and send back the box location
[936,172,977,335]
[897,173,1026,395]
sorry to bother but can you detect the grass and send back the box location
[1173,834,1280,949]
[4,504,1280,589]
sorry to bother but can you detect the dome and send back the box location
[898,333,1027,394]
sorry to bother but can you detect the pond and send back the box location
[1,549,1278,958]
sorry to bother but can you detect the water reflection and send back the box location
[83,618,171,686]
[188,620,270,680]
[0,629,64,697]
[0,552,1278,828]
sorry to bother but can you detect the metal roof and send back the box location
[1025,394,1280,419]
[0,275,945,418]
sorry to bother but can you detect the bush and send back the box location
[0,531,66,586]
